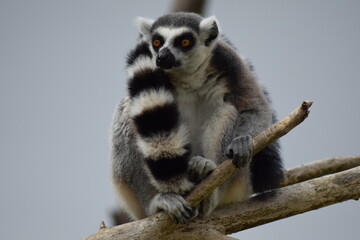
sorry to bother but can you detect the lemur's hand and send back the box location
[188,156,217,183]
[149,193,198,224]
[225,135,253,168]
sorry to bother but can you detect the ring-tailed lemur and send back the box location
[111,12,283,224]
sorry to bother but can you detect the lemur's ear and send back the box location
[199,16,219,46]
[135,17,155,40]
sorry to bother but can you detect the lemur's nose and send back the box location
[156,48,176,69]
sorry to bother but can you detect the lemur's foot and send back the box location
[149,192,198,224]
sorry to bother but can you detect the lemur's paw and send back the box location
[150,193,198,224]
[225,135,253,168]
[188,156,217,182]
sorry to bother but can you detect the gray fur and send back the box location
[111,98,196,222]
[110,98,158,214]
[151,12,202,33]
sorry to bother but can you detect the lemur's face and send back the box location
[136,13,219,72]
[150,27,198,70]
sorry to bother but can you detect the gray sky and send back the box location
[0,0,359,239]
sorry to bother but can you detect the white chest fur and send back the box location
[172,71,236,159]
[166,47,240,158]
[175,89,215,155]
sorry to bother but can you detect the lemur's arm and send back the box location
[206,42,274,169]
[126,41,197,223]
[225,104,271,167]
[225,102,284,193]
[223,69,284,193]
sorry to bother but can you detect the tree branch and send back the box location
[205,166,360,234]
[82,163,360,240]
[171,228,238,240]
[282,155,360,187]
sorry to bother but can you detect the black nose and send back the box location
[156,48,176,69]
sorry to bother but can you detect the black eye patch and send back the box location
[173,32,196,51]
[152,34,164,52]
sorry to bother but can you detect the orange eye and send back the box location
[181,39,190,47]
[153,39,161,47]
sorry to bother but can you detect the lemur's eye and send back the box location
[174,33,194,51]
[153,39,161,47]
[181,39,191,47]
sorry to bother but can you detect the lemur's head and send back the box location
[136,12,219,72]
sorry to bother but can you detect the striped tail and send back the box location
[126,41,193,194]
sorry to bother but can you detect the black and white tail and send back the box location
[126,40,193,194]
